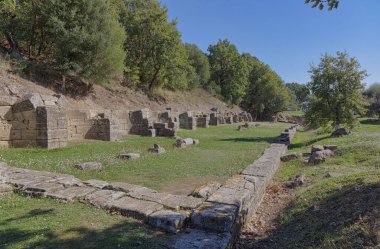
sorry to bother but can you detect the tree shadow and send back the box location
[219,136,278,143]
[0,208,168,249]
[360,119,380,125]
[289,135,330,150]
[241,181,380,249]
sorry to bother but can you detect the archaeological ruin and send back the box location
[0,93,253,149]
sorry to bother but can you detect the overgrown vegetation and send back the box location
[261,119,380,249]
[0,0,291,117]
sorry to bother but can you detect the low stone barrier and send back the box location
[169,125,298,248]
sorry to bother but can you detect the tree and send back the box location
[305,0,339,10]
[122,0,188,91]
[286,82,310,107]
[0,0,126,85]
[242,57,291,119]
[184,43,210,89]
[364,83,380,119]
[305,51,367,129]
[208,39,249,104]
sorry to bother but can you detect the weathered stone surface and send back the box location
[149,210,188,233]
[46,186,96,202]
[311,145,324,153]
[193,139,200,145]
[285,174,306,188]
[108,196,163,220]
[83,179,109,189]
[106,182,145,193]
[280,153,299,162]
[83,189,125,208]
[21,182,65,196]
[161,195,203,210]
[168,229,231,249]
[207,187,252,210]
[12,93,44,113]
[148,144,166,154]
[192,182,221,199]
[75,162,103,170]
[0,183,13,197]
[308,149,333,165]
[191,202,238,232]
[118,152,140,160]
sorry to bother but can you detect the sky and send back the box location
[160,0,380,86]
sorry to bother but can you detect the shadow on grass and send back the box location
[360,119,380,125]
[289,135,330,150]
[0,208,54,225]
[0,209,167,249]
[242,181,380,249]
[219,136,277,143]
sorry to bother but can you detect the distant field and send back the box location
[0,122,288,193]
[270,118,380,248]
[283,110,305,117]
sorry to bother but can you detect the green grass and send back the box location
[0,122,288,192]
[0,194,166,249]
[259,118,380,248]
[283,110,305,117]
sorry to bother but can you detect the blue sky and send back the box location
[160,0,380,86]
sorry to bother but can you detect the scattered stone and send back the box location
[149,210,188,233]
[285,174,306,188]
[191,181,221,199]
[175,138,197,148]
[332,128,351,137]
[280,154,299,162]
[311,145,324,153]
[118,152,140,160]
[148,144,166,154]
[193,139,200,145]
[308,149,333,165]
[74,162,103,171]
[324,145,338,151]
[83,179,109,189]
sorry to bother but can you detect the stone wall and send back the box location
[170,125,298,249]
[0,94,254,149]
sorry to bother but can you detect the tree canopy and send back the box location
[305,0,339,10]
[305,51,367,128]
[364,83,380,119]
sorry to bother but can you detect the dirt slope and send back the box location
[0,64,241,113]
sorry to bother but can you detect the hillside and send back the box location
[0,62,242,113]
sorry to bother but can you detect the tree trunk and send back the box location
[148,68,160,91]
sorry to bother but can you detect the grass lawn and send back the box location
[0,122,288,193]
[267,118,380,248]
[283,110,305,117]
[0,194,166,249]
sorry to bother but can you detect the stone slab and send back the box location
[191,202,238,233]
[46,186,96,202]
[108,196,164,220]
[83,179,109,189]
[148,210,188,233]
[83,189,126,208]
[168,229,231,249]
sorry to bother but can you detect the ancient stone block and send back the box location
[83,189,126,208]
[148,144,165,154]
[108,196,164,220]
[191,181,221,199]
[168,229,232,249]
[83,179,109,189]
[149,210,188,233]
[118,152,140,160]
[46,186,96,202]
[191,202,238,232]
[12,93,44,113]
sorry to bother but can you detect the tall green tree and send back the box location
[208,39,248,104]
[305,51,367,128]
[364,83,380,119]
[184,43,210,89]
[286,82,310,108]
[242,57,291,119]
[122,0,188,91]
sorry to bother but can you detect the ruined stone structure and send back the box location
[0,94,254,149]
